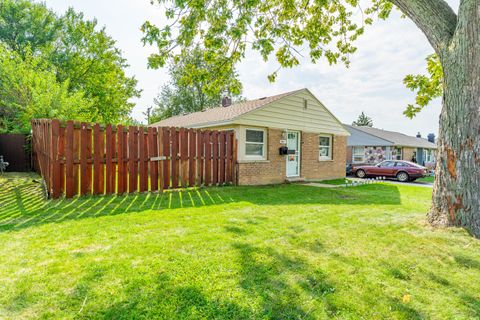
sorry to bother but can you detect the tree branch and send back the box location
[390,0,457,53]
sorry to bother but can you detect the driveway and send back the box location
[348,177,433,188]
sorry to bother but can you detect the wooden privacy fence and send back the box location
[31,119,237,199]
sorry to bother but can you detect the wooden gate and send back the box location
[31,119,237,199]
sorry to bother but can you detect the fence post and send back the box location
[233,135,238,185]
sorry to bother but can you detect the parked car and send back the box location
[352,160,428,182]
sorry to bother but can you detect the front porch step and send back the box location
[285,177,306,183]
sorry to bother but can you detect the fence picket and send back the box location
[51,120,61,198]
[93,124,102,195]
[105,125,114,194]
[180,128,188,187]
[162,127,170,189]
[188,129,196,186]
[171,127,179,188]
[198,130,204,185]
[220,131,226,185]
[65,121,74,198]
[128,126,137,193]
[212,131,219,185]
[204,131,211,186]
[117,125,125,194]
[59,126,65,194]
[139,128,148,192]
[73,125,80,194]
[226,132,233,183]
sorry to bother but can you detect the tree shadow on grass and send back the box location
[73,272,254,319]
[66,244,339,319]
[0,173,402,233]
[231,242,339,319]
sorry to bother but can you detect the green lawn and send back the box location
[1,173,479,319]
[417,176,434,183]
[314,178,349,185]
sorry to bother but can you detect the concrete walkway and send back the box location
[301,182,341,188]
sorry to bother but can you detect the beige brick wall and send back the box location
[238,129,347,185]
[301,133,347,180]
[238,128,285,185]
[402,147,417,162]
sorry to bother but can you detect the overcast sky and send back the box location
[42,0,457,137]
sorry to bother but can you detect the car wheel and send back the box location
[356,169,366,178]
[397,171,409,182]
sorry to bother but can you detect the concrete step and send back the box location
[285,177,306,183]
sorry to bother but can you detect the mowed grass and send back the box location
[314,179,349,185]
[1,173,480,319]
[417,176,434,183]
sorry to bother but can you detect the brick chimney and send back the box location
[427,133,435,143]
[416,132,421,138]
[221,96,232,107]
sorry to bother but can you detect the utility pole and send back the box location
[144,107,152,124]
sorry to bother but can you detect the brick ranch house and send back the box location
[344,124,437,168]
[149,88,350,185]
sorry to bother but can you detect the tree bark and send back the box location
[429,0,480,237]
[390,0,457,53]
[392,0,480,236]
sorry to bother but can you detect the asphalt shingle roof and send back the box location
[149,89,303,128]
[345,124,436,149]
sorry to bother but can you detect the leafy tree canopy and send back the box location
[149,47,243,123]
[143,0,447,117]
[142,0,393,82]
[0,0,140,128]
[352,111,373,127]
[0,44,92,133]
[403,54,443,118]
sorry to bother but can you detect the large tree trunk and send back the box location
[428,0,480,237]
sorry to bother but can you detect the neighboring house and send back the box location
[149,88,350,185]
[345,124,437,167]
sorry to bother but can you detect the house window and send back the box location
[245,128,266,159]
[319,135,332,160]
[394,147,402,160]
[352,147,364,163]
[424,149,435,163]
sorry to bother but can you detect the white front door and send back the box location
[286,131,300,177]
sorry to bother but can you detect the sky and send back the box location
[42,0,455,137]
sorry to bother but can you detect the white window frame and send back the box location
[319,134,332,161]
[245,128,266,160]
[394,147,402,160]
[352,146,365,163]
[424,149,434,163]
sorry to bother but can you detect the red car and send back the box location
[353,160,428,182]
